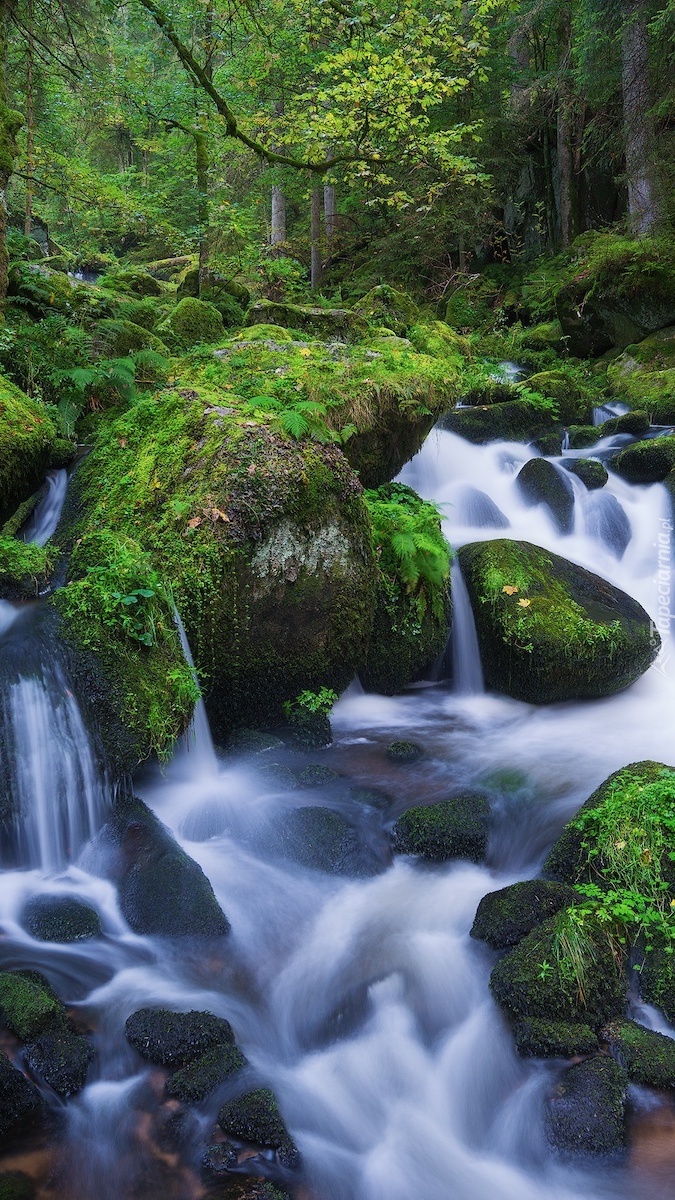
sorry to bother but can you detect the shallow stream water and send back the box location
[2,425,675,1198]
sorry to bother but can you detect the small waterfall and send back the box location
[592,400,630,426]
[21,468,68,546]
[562,430,570,450]
[173,609,219,777]
[492,361,527,384]
[450,559,484,695]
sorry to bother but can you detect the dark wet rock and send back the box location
[274,806,380,876]
[458,539,658,704]
[585,492,631,557]
[545,1057,627,1156]
[125,1008,235,1068]
[0,1172,36,1200]
[350,785,392,810]
[258,763,300,791]
[24,1028,94,1097]
[639,948,675,1025]
[283,711,332,751]
[439,401,563,446]
[104,795,230,938]
[611,435,675,484]
[471,880,578,950]
[490,917,625,1026]
[393,792,490,863]
[562,459,608,490]
[22,895,102,943]
[513,1018,599,1059]
[0,1052,43,1138]
[202,1141,238,1175]
[0,972,61,1041]
[603,1018,675,1088]
[532,432,564,456]
[386,740,422,764]
[218,1088,299,1167]
[228,730,285,755]
[297,765,341,788]
[456,486,510,529]
[515,458,575,534]
[166,1043,248,1103]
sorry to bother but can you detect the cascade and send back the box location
[450,560,485,695]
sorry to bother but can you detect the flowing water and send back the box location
[3,423,675,1198]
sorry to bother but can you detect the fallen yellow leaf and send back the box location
[517,598,531,607]
[502,585,519,595]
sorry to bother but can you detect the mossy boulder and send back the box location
[125,1007,235,1067]
[471,880,578,950]
[520,320,565,352]
[218,1088,299,1167]
[490,917,625,1026]
[606,326,675,419]
[360,483,451,694]
[458,539,658,704]
[512,1018,598,1058]
[440,400,562,446]
[515,458,575,534]
[386,740,423,764]
[157,297,225,348]
[166,1043,247,1103]
[22,895,102,942]
[0,378,57,522]
[408,321,470,362]
[103,795,230,937]
[603,1018,675,1088]
[525,369,595,424]
[393,792,490,863]
[611,435,675,483]
[544,762,675,886]
[24,1027,94,1097]
[545,1057,627,1156]
[272,805,382,876]
[236,323,294,343]
[93,318,168,358]
[0,972,61,1040]
[247,299,368,341]
[562,458,608,489]
[352,286,421,336]
[99,268,164,297]
[0,971,93,1097]
[199,287,245,329]
[0,1053,43,1138]
[0,536,53,601]
[567,424,602,449]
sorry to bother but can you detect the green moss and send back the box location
[0,1172,36,1200]
[218,1088,298,1165]
[99,268,164,298]
[603,1018,675,1088]
[247,298,368,341]
[515,459,574,533]
[386,739,423,763]
[393,792,490,863]
[408,320,470,362]
[125,1007,235,1067]
[22,895,101,942]
[520,321,565,353]
[157,297,225,348]
[640,947,675,1022]
[235,323,294,342]
[458,539,657,704]
[0,971,61,1041]
[166,1044,247,1102]
[524,367,598,424]
[513,1018,598,1058]
[440,399,562,445]
[545,1056,627,1156]
[611,436,675,484]
[0,376,57,519]
[93,318,168,358]
[564,459,608,489]
[352,285,421,336]
[0,535,54,599]
[471,880,579,950]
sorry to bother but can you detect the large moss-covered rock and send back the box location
[606,325,675,421]
[611,435,675,483]
[0,377,57,522]
[360,483,451,694]
[247,299,368,341]
[471,880,578,950]
[458,539,658,704]
[525,370,595,424]
[352,286,421,336]
[103,795,230,937]
[99,267,164,297]
[393,792,490,863]
[218,1088,299,1166]
[166,1043,247,1102]
[640,948,675,1024]
[515,458,575,534]
[92,318,168,358]
[563,458,608,489]
[545,1057,627,1156]
[440,400,562,446]
[22,894,101,942]
[157,297,225,348]
[0,972,60,1040]
[0,971,93,1097]
[125,1007,235,1066]
[490,917,625,1026]
[0,1053,42,1138]
[603,1018,675,1088]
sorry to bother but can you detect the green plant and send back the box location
[365,482,450,595]
[283,687,338,720]
[243,394,355,443]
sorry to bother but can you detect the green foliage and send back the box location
[365,482,450,597]
[0,536,54,591]
[242,393,355,444]
[283,687,338,720]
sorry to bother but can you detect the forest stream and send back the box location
[2,411,675,1200]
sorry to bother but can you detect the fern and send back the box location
[365,482,451,601]
[278,408,310,437]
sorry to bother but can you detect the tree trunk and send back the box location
[621,0,658,234]
[324,181,337,250]
[194,130,210,293]
[310,186,322,290]
[271,185,286,248]
[556,7,578,247]
[0,1,21,306]
[24,0,34,237]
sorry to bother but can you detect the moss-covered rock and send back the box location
[525,369,595,424]
[93,318,168,358]
[273,805,381,876]
[157,297,225,348]
[24,1027,94,1097]
[393,792,490,863]
[515,458,575,533]
[603,1018,675,1088]
[104,795,230,937]
[352,286,421,336]
[0,1172,35,1200]
[606,326,675,419]
[458,539,658,704]
[562,458,608,489]
[99,267,164,297]
[440,400,563,446]
[408,320,470,361]
[125,1007,235,1067]
[360,483,451,694]
[471,880,578,950]
[386,739,423,764]
[236,323,294,343]
[297,764,341,788]
[22,895,102,942]
[490,917,625,1026]
[247,299,368,341]
[520,321,565,352]
[545,1057,627,1156]
[166,1043,247,1102]
[0,377,57,522]
[0,536,54,600]
[640,948,675,1024]
[611,435,675,483]
[512,1018,598,1058]
[0,1053,43,1138]
[0,971,61,1040]
[567,424,602,449]
[218,1088,299,1166]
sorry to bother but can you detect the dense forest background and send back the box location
[0,0,673,308]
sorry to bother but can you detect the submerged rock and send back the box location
[471,880,578,950]
[545,1057,627,1157]
[273,806,381,877]
[218,1088,299,1167]
[386,740,423,764]
[104,796,230,938]
[0,1052,43,1138]
[22,894,101,942]
[458,539,658,704]
[516,458,575,534]
[393,793,490,863]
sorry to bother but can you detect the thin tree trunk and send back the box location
[271,185,286,247]
[0,1,21,306]
[324,181,337,250]
[621,0,658,234]
[556,7,578,247]
[24,0,34,237]
[310,186,322,290]
[194,130,210,293]
[542,128,556,249]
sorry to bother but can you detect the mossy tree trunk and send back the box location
[621,0,659,234]
[556,7,579,247]
[0,0,22,309]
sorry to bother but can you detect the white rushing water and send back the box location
[20,468,69,547]
[3,428,675,1198]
